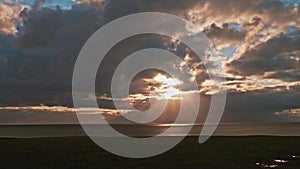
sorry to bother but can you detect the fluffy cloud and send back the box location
[0,1,24,34]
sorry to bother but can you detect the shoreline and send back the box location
[1,135,300,139]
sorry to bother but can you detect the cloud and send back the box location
[225,28,300,93]
[0,105,131,124]
[0,2,106,106]
[203,23,247,45]
[228,30,300,76]
[0,105,129,115]
[276,108,300,118]
[76,0,106,4]
[0,1,24,34]
[185,0,300,61]
[0,0,299,123]
[222,91,300,122]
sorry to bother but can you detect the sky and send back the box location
[0,0,299,124]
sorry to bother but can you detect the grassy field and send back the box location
[0,136,299,169]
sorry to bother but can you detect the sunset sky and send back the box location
[0,0,299,124]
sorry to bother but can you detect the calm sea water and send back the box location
[0,123,299,138]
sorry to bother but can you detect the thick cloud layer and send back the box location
[0,0,299,123]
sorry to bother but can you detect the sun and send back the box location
[151,74,182,99]
[161,87,181,99]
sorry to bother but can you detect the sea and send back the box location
[0,122,299,138]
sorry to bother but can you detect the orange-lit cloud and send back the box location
[276,108,300,117]
[0,105,130,115]
[0,1,24,34]
[183,0,300,61]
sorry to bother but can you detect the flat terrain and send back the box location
[0,136,299,169]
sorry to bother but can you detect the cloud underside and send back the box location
[0,0,299,123]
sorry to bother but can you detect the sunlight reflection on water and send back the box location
[274,159,288,163]
[256,156,300,169]
[256,162,278,168]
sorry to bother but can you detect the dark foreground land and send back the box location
[0,136,299,169]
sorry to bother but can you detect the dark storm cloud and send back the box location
[222,90,300,122]
[0,2,105,106]
[203,23,247,43]
[228,29,300,78]
[265,69,300,82]
[102,0,200,22]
